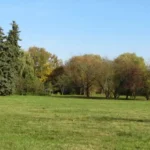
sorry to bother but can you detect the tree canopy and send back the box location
[0,21,150,100]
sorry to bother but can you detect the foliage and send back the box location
[47,66,71,94]
[141,65,150,100]
[28,46,62,83]
[65,54,102,97]
[0,27,12,95]
[113,53,147,99]
[0,21,21,95]
[96,58,114,99]
[1,21,150,99]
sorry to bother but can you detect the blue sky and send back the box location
[1,0,150,61]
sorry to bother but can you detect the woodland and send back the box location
[0,21,150,100]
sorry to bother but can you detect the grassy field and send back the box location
[0,96,150,150]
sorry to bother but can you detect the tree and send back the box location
[65,54,101,97]
[0,23,21,95]
[113,53,146,100]
[7,21,21,71]
[0,27,11,95]
[7,21,21,48]
[6,21,21,94]
[141,65,150,100]
[28,46,62,83]
[96,58,114,99]
[47,66,71,95]
[16,51,36,94]
[0,21,22,95]
[0,27,5,42]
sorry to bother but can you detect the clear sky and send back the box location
[1,0,150,61]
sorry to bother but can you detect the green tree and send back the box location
[0,27,10,95]
[0,25,19,95]
[16,51,35,94]
[7,21,21,70]
[5,21,21,94]
[47,66,71,95]
[7,21,21,48]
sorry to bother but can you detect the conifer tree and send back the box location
[0,21,21,95]
[6,21,21,93]
[0,27,13,95]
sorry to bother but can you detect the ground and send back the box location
[0,95,150,150]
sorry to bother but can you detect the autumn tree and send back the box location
[96,58,114,99]
[65,54,101,97]
[113,53,146,100]
[141,64,150,100]
[28,46,62,83]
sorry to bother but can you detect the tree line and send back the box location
[0,22,150,100]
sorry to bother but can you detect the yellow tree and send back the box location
[28,46,62,82]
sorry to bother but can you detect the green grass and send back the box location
[0,95,150,150]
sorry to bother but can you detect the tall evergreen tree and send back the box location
[0,27,6,95]
[0,21,21,95]
[0,27,13,95]
[0,27,5,42]
[7,21,21,60]
[6,21,21,93]
[7,21,21,47]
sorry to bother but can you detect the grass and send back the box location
[0,95,150,150]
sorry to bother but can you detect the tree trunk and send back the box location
[114,89,118,99]
[131,91,136,100]
[60,86,64,95]
[80,87,82,95]
[146,93,149,100]
[105,91,110,99]
[126,89,130,100]
[114,95,117,99]
[83,85,86,96]
[86,86,90,98]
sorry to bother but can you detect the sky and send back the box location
[1,0,150,61]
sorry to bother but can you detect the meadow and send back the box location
[0,95,150,150]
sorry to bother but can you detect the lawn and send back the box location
[0,95,150,150]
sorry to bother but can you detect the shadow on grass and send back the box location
[51,95,146,101]
[92,116,150,123]
[52,95,110,100]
